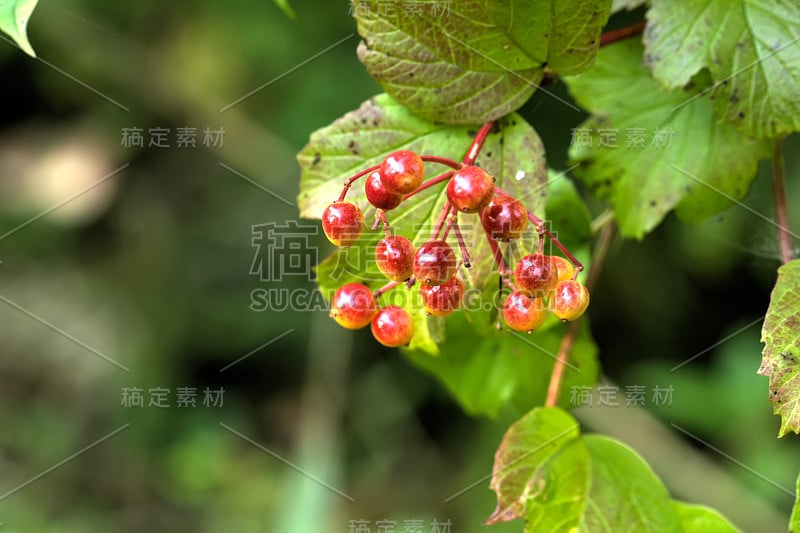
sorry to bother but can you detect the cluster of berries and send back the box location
[321,145,589,348]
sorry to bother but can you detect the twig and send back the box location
[599,21,646,47]
[771,139,794,264]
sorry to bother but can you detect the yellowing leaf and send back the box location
[759,258,800,437]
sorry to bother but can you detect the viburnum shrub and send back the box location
[296,1,800,531]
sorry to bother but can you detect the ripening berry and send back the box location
[371,305,414,347]
[446,165,495,213]
[380,150,425,194]
[548,256,575,282]
[330,283,377,329]
[321,202,364,247]
[514,253,557,297]
[365,171,404,210]
[375,235,415,281]
[503,291,547,333]
[419,277,464,316]
[413,239,457,286]
[480,195,528,241]
[550,280,590,321]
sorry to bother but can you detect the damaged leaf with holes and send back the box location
[564,40,770,239]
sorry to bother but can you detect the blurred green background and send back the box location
[0,1,798,532]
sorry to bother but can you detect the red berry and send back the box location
[446,166,495,213]
[503,291,547,332]
[413,239,457,286]
[371,305,414,347]
[514,253,557,297]
[375,235,415,281]
[330,283,377,329]
[365,171,403,210]
[321,202,364,247]
[380,150,424,194]
[419,277,464,316]
[550,280,590,321]
[480,195,528,241]
[548,256,575,282]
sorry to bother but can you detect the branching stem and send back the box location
[337,164,380,202]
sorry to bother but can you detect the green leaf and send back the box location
[353,0,611,124]
[674,502,742,532]
[611,0,646,13]
[405,314,598,417]
[486,407,583,525]
[644,0,800,138]
[0,0,38,57]
[580,435,682,532]
[487,407,687,531]
[564,40,770,239]
[272,0,296,19]
[758,258,800,437]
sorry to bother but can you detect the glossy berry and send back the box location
[365,171,403,210]
[550,280,590,321]
[446,165,495,213]
[503,291,547,333]
[371,305,414,347]
[548,256,575,282]
[380,150,425,194]
[322,202,364,247]
[420,277,464,316]
[480,195,528,241]
[514,253,557,297]
[413,239,457,286]
[375,235,415,281]
[330,283,377,329]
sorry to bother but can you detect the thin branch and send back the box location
[404,170,454,200]
[337,164,380,202]
[421,155,463,170]
[599,21,646,48]
[771,139,794,264]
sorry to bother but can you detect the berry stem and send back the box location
[527,211,585,276]
[430,203,453,241]
[771,139,794,264]
[404,170,455,200]
[545,221,616,407]
[484,229,511,275]
[337,164,381,202]
[492,183,584,274]
[447,213,472,268]
[373,280,401,300]
[420,155,463,170]
[371,209,392,236]
[463,121,495,165]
